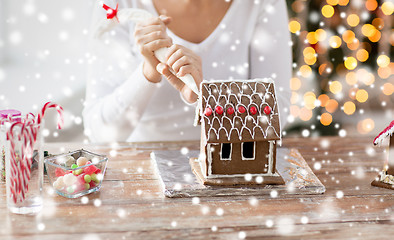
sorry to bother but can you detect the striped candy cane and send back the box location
[36,102,64,130]
[19,123,37,201]
[6,123,22,203]
[6,102,64,203]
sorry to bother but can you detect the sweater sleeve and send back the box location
[250,0,292,129]
[83,3,159,142]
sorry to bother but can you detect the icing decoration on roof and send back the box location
[373,120,394,146]
[199,79,281,143]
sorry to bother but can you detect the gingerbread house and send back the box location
[371,120,394,189]
[191,79,284,185]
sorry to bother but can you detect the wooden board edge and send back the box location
[371,179,394,190]
[189,157,285,186]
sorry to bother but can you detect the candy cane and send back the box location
[6,102,64,203]
[18,125,32,201]
[21,124,37,199]
[94,4,199,94]
[7,121,37,203]
[36,102,64,129]
[6,123,22,203]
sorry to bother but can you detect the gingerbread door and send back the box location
[209,141,272,175]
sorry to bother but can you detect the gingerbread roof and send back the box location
[197,79,281,143]
[373,120,394,146]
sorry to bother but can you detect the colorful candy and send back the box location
[51,156,104,196]
[73,169,83,175]
[76,157,89,166]
[84,175,92,183]
[63,173,77,186]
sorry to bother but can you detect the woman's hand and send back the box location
[134,15,172,83]
[156,44,203,103]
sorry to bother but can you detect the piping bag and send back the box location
[95,4,199,95]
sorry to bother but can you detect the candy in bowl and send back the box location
[45,149,108,198]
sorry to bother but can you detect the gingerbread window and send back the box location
[242,142,255,160]
[220,143,232,160]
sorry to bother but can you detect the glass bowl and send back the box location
[45,149,108,198]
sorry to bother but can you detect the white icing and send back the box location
[374,126,394,146]
[379,170,394,185]
[206,143,217,176]
[94,8,199,94]
[199,79,281,142]
[268,141,274,174]
[206,172,279,179]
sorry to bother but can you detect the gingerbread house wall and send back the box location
[203,140,276,177]
[388,135,394,175]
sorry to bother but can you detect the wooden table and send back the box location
[0,136,393,239]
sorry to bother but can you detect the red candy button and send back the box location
[238,106,246,114]
[264,106,271,115]
[250,106,257,115]
[204,107,212,117]
[215,106,224,115]
[227,107,234,115]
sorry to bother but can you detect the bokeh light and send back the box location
[329,81,342,94]
[306,32,318,44]
[342,30,355,44]
[290,77,302,91]
[355,89,368,103]
[343,101,356,115]
[356,49,369,62]
[320,113,333,126]
[325,99,338,113]
[347,14,359,27]
[365,0,378,11]
[356,69,375,86]
[361,24,376,37]
[382,83,394,96]
[315,29,327,41]
[381,1,394,15]
[377,55,390,68]
[322,5,335,18]
[318,94,329,107]
[378,66,391,79]
[299,107,313,121]
[344,57,357,70]
[329,36,342,48]
[287,0,393,135]
[338,0,349,6]
[289,20,301,33]
[357,118,375,134]
[326,0,339,6]
[299,65,312,78]
[304,92,317,110]
[372,18,384,30]
[345,72,357,85]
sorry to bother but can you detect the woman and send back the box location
[84,0,291,142]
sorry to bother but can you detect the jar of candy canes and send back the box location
[0,110,21,181]
[5,121,44,214]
